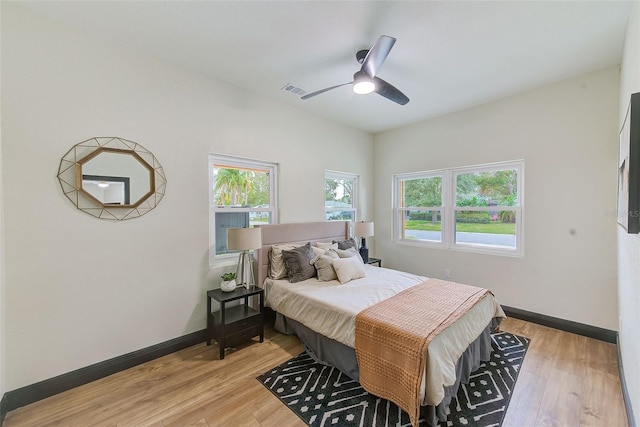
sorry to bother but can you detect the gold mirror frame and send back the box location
[57,137,167,220]
[77,147,154,208]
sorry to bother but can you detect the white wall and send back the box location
[618,1,640,423]
[374,67,619,331]
[0,4,373,391]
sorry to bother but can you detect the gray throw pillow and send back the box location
[282,242,316,283]
[333,238,357,250]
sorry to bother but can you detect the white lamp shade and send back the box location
[354,221,374,237]
[227,227,262,250]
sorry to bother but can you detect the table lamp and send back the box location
[354,221,374,263]
[227,227,262,289]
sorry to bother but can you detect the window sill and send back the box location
[209,253,240,269]
[395,239,523,258]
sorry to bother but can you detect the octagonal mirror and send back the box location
[58,137,167,220]
[79,148,153,207]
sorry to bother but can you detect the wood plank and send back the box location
[500,371,546,427]
[3,319,628,427]
[536,367,583,426]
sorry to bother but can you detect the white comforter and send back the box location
[264,265,505,406]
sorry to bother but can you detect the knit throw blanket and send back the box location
[354,278,491,427]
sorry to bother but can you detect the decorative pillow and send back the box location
[332,256,366,284]
[282,243,316,283]
[333,247,364,263]
[333,238,357,250]
[311,252,339,281]
[312,245,338,257]
[269,243,300,279]
[316,241,339,250]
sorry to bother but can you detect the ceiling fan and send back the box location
[301,35,410,105]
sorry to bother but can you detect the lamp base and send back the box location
[359,245,369,264]
[235,250,255,289]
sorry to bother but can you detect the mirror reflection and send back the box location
[82,175,130,205]
[80,151,151,206]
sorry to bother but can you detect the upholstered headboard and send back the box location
[254,221,350,287]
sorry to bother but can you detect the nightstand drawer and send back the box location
[225,325,263,347]
[225,315,262,335]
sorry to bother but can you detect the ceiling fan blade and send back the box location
[373,77,410,105]
[361,35,396,78]
[301,82,353,100]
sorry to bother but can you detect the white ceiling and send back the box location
[16,1,632,133]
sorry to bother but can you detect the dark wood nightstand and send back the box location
[206,286,264,360]
[367,257,382,267]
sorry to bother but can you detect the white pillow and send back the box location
[312,246,330,257]
[312,242,339,257]
[316,241,339,250]
[332,256,366,284]
[270,243,300,279]
[333,247,365,264]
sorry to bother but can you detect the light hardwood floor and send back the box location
[4,317,628,426]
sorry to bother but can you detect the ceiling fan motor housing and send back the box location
[356,49,369,64]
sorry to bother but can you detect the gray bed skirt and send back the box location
[273,312,501,427]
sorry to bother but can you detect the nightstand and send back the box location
[206,286,264,360]
[367,257,382,267]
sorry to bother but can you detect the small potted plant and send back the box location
[220,272,237,292]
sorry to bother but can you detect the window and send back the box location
[325,171,358,225]
[394,161,523,256]
[209,154,277,265]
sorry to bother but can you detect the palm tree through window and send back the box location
[209,155,277,263]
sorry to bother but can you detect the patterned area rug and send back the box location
[257,332,529,427]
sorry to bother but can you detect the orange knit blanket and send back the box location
[354,278,491,427]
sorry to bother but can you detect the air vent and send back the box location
[281,83,307,97]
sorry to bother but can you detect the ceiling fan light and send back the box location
[353,80,375,95]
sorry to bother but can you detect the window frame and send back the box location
[393,160,524,257]
[395,170,445,244]
[324,170,359,226]
[209,154,278,267]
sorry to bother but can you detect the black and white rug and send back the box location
[257,332,529,427]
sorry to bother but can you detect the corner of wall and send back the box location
[0,0,7,418]
[617,2,640,426]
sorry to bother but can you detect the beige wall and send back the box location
[618,1,640,422]
[0,0,5,400]
[0,4,373,390]
[374,67,619,331]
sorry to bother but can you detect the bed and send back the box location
[254,221,505,426]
